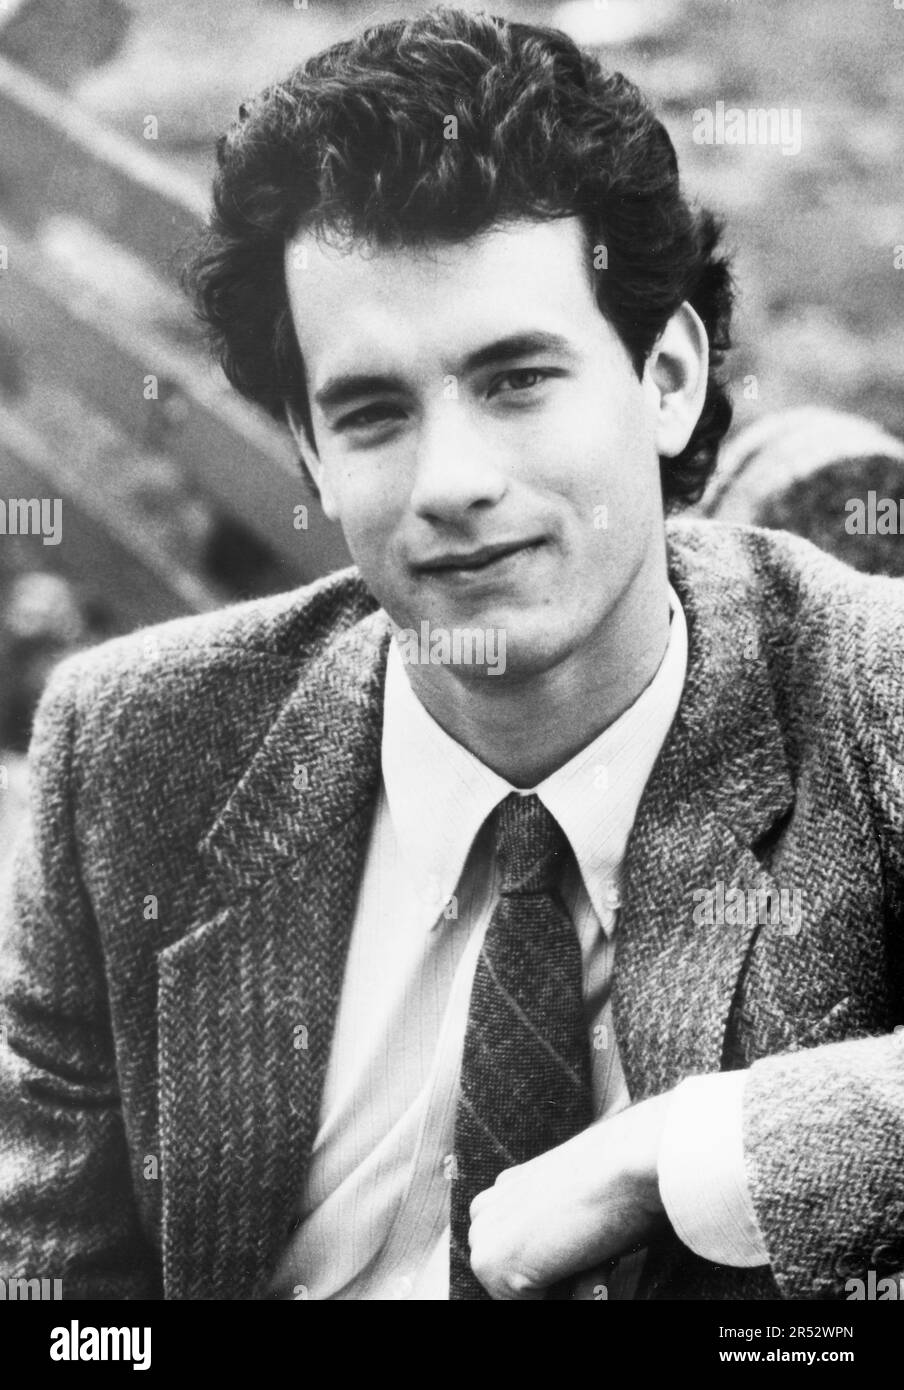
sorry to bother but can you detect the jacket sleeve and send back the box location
[740,583,904,1300]
[742,1031,904,1297]
[0,655,161,1299]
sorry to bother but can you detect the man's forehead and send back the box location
[285,216,592,298]
[284,216,599,371]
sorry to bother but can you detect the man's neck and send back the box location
[402,568,673,789]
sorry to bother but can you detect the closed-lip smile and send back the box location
[415,539,543,572]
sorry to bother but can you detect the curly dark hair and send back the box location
[184,5,734,510]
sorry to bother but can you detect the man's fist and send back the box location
[467,1091,672,1299]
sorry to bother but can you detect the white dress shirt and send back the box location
[267,586,768,1300]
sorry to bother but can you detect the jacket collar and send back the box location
[201,603,392,888]
[612,521,795,1100]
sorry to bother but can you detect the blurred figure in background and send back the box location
[0,572,87,879]
[0,571,86,751]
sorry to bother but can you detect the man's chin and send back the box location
[402,618,572,685]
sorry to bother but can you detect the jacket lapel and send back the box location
[613,524,796,1099]
[159,606,392,1299]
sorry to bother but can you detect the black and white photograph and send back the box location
[1,0,903,1352]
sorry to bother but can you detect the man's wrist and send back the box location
[614,1092,671,1216]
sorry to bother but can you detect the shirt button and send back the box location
[391,1274,413,1300]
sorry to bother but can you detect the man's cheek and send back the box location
[342,514,399,582]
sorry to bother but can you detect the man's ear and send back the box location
[284,403,339,520]
[644,302,709,458]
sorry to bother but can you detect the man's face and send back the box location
[285,217,669,680]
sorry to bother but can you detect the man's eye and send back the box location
[336,404,403,430]
[490,368,551,396]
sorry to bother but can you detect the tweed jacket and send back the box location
[2,517,904,1301]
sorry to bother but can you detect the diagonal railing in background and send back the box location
[0,48,207,273]
[0,49,350,628]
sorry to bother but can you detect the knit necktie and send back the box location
[449,792,593,1300]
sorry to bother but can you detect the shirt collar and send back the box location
[381,585,688,933]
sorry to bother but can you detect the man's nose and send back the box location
[409,404,508,521]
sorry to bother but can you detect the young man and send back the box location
[2,7,903,1301]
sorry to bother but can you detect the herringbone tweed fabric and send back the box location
[449,794,593,1299]
[1,518,904,1299]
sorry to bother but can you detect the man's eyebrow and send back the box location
[313,373,404,414]
[313,332,576,415]
[461,331,576,374]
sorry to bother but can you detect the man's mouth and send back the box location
[415,539,546,575]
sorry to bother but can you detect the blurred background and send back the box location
[1,0,903,868]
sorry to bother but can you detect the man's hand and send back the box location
[467,1091,673,1300]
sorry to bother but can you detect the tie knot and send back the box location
[493,793,568,896]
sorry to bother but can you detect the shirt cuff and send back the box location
[657,1071,770,1268]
